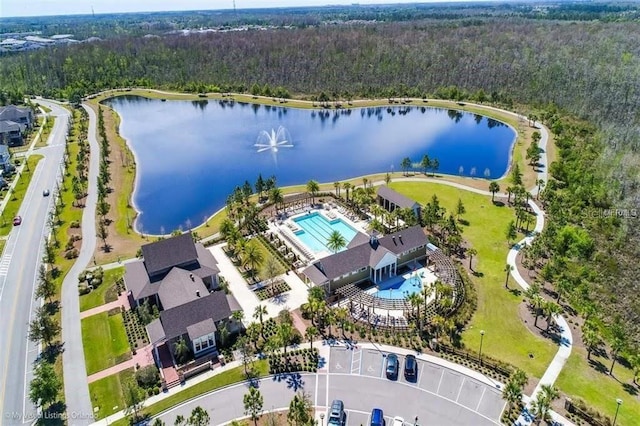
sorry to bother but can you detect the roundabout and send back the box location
[152,344,505,426]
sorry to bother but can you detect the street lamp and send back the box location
[320,412,325,426]
[613,398,622,426]
[479,330,485,366]
[414,416,419,426]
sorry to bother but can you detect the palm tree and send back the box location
[421,154,431,174]
[305,326,319,351]
[306,180,320,204]
[502,380,522,415]
[467,248,477,270]
[242,242,265,277]
[385,173,392,184]
[400,157,412,176]
[334,307,349,338]
[531,294,544,328]
[278,321,293,356]
[342,182,352,202]
[268,187,283,214]
[173,337,191,365]
[253,305,268,340]
[488,182,500,203]
[430,158,439,176]
[326,230,347,254]
[609,322,627,376]
[581,324,601,361]
[536,179,545,199]
[407,293,422,326]
[333,181,341,197]
[543,301,562,331]
[362,177,369,189]
[504,264,513,288]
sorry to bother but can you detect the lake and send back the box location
[104,96,516,234]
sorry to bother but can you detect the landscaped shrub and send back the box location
[70,220,80,228]
[65,249,79,259]
[135,365,160,389]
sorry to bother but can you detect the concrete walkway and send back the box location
[87,344,154,383]
[208,244,310,324]
[502,122,574,426]
[79,292,129,319]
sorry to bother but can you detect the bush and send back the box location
[78,284,91,295]
[135,365,160,389]
[70,220,80,228]
[65,249,79,259]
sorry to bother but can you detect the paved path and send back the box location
[501,122,574,426]
[79,292,129,319]
[208,244,310,324]
[87,344,154,383]
[56,103,101,424]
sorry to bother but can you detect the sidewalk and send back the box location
[79,292,129,319]
[87,344,154,383]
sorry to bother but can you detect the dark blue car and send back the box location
[385,353,398,380]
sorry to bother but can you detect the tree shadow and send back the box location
[35,401,66,425]
[508,288,522,297]
[588,358,608,374]
[622,382,638,396]
[102,244,112,253]
[472,271,484,278]
[458,218,470,227]
[39,341,65,364]
[492,201,506,207]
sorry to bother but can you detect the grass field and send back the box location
[0,155,44,236]
[109,360,269,426]
[556,348,639,426]
[81,312,131,375]
[79,267,125,312]
[389,181,557,378]
[89,368,135,420]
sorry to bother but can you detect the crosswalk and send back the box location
[0,253,12,276]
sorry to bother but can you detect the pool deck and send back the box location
[269,204,370,262]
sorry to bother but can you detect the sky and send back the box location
[0,0,481,18]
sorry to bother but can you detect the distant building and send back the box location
[376,186,422,219]
[302,225,428,292]
[0,105,34,147]
[0,144,14,174]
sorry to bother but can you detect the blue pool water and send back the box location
[104,96,516,233]
[293,213,358,254]
[374,268,428,300]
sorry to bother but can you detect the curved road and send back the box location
[0,101,67,424]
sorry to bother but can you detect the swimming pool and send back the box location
[293,212,358,254]
[373,268,429,300]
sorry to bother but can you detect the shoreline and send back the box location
[98,93,524,236]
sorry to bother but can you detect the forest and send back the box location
[1,3,639,344]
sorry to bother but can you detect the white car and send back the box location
[392,417,405,426]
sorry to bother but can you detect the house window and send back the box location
[359,267,367,272]
[208,335,215,347]
[195,340,202,352]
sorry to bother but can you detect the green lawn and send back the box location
[389,181,557,378]
[0,155,44,236]
[110,360,269,426]
[79,267,125,312]
[81,312,131,375]
[89,368,135,420]
[556,348,639,426]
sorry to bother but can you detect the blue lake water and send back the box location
[104,96,515,234]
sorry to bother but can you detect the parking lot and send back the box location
[327,346,505,425]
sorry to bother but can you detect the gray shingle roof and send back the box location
[157,268,208,310]
[187,318,217,340]
[124,260,150,300]
[159,291,232,341]
[377,186,420,209]
[142,233,198,277]
[0,120,21,133]
[303,225,428,285]
[146,318,166,344]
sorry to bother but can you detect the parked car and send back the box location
[392,417,405,426]
[404,354,418,381]
[327,400,345,426]
[370,408,384,426]
[385,353,399,380]
[12,215,22,226]
[42,189,50,197]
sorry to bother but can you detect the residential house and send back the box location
[0,105,34,146]
[0,144,14,175]
[302,225,428,293]
[377,185,422,219]
[124,233,241,362]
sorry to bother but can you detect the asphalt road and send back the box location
[0,100,67,424]
[154,348,504,426]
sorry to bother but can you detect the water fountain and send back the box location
[254,126,293,153]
